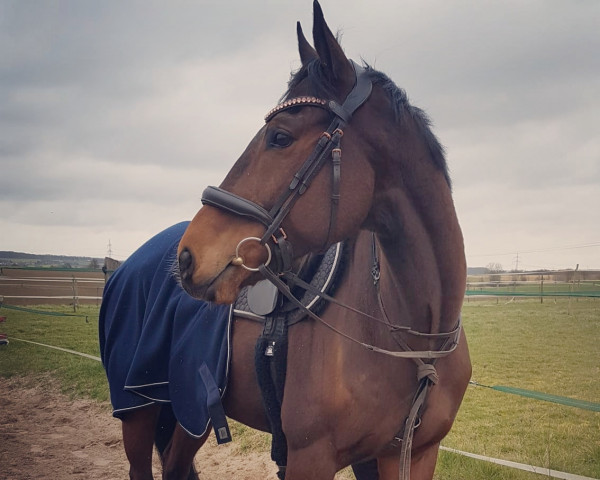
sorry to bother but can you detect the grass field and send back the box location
[0,298,598,479]
[441,298,599,479]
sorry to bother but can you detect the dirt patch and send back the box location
[0,376,278,479]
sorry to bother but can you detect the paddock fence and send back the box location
[466,269,600,300]
[0,267,106,309]
[1,267,600,309]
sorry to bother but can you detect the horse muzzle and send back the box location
[177,214,270,303]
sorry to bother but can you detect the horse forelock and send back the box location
[283,58,338,102]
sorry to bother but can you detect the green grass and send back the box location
[441,298,600,479]
[0,304,109,402]
[228,421,272,454]
[0,299,598,478]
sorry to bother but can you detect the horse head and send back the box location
[178,2,380,304]
[178,1,463,320]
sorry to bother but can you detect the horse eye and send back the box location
[269,130,293,148]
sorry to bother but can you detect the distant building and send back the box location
[102,257,122,281]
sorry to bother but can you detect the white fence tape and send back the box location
[12,337,101,362]
[440,446,598,480]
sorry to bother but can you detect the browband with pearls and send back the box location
[265,96,329,122]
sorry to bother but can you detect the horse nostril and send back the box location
[178,248,193,280]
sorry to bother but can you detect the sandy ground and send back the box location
[0,376,278,479]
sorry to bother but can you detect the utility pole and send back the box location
[107,240,113,258]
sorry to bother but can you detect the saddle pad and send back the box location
[99,222,231,438]
[233,242,344,322]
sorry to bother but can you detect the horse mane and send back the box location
[285,59,452,188]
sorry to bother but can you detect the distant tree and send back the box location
[88,258,100,269]
[486,262,504,274]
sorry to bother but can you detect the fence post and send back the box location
[568,264,579,314]
[71,275,78,312]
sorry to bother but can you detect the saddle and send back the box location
[233,241,344,324]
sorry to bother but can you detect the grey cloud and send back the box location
[1,1,598,265]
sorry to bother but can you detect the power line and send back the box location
[468,241,600,258]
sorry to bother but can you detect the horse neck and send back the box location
[364,129,466,335]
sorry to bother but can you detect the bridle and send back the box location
[201,60,373,273]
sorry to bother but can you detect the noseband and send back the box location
[201,60,372,272]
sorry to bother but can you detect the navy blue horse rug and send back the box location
[99,222,231,440]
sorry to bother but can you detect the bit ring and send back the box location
[233,237,272,272]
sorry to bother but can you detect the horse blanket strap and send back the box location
[198,363,232,444]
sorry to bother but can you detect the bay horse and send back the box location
[105,2,470,479]
[175,1,471,479]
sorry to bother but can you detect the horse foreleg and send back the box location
[161,423,209,480]
[376,456,399,480]
[376,442,440,480]
[284,442,338,480]
[122,404,161,480]
[409,442,439,480]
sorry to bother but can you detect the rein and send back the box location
[258,261,462,360]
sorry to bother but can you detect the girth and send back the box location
[231,242,345,478]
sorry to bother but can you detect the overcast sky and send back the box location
[1,1,599,270]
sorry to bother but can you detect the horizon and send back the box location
[2,248,598,272]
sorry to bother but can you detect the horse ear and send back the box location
[312,0,353,84]
[297,22,318,66]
